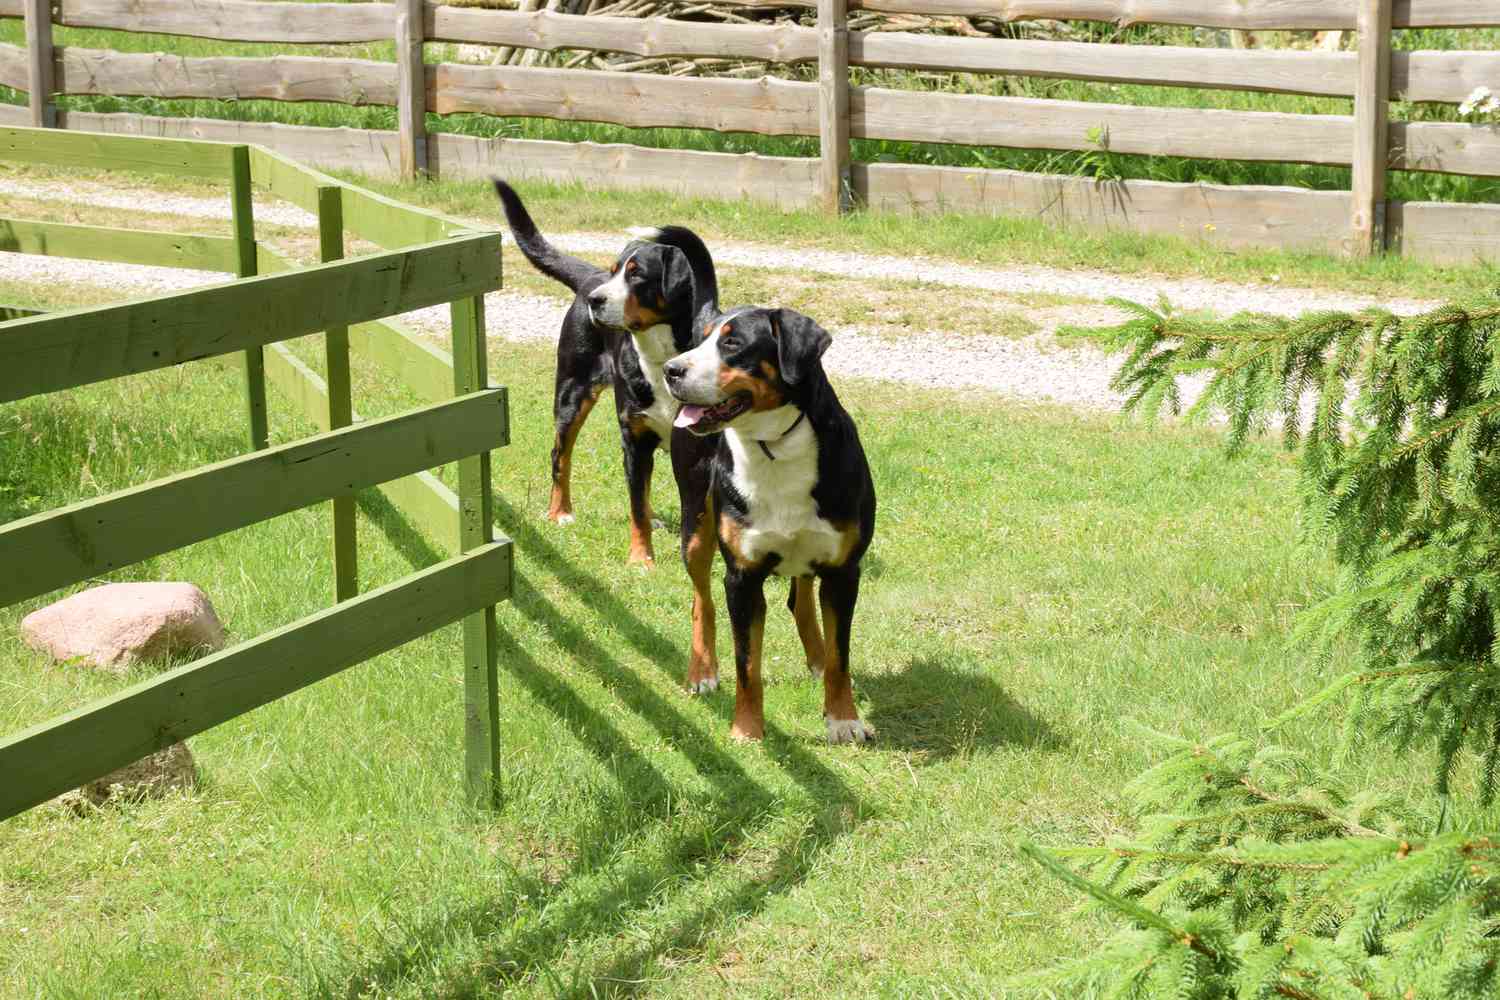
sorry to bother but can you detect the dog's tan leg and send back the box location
[548,387,599,524]
[790,575,825,679]
[819,572,873,744]
[685,497,720,694]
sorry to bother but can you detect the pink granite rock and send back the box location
[21,582,225,672]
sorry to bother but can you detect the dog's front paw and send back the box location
[688,675,719,695]
[545,510,575,526]
[825,718,875,745]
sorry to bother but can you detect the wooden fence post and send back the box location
[1349,0,1392,257]
[451,294,500,808]
[396,0,428,180]
[23,0,55,128]
[817,0,851,214]
[229,146,269,451]
[317,185,358,602]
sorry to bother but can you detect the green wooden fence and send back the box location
[0,125,511,820]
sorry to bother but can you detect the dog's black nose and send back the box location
[663,359,686,384]
[586,288,607,308]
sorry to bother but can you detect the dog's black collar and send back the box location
[757,411,806,461]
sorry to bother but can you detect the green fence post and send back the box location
[317,185,358,602]
[230,145,268,450]
[451,292,500,808]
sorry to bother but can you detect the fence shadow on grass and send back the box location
[343,491,869,999]
[860,654,1062,763]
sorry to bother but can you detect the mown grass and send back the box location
[3,267,1489,996]
[2,16,1497,204]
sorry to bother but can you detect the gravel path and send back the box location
[0,172,1443,411]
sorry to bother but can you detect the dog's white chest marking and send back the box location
[726,416,842,577]
[632,323,678,442]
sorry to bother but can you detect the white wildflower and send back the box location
[1460,85,1494,118]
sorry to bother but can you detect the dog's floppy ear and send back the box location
[663,247,694,306]
[772,309,832,386]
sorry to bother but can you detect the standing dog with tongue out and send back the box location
[660,303,878,745]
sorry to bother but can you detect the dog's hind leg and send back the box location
[548,378,602,525]
[788,576,825,680]
[818,568,874,745]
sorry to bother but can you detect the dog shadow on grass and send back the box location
[343,491,873,999]
[860,654,1061,762]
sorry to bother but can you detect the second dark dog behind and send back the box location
[492,180,716,566]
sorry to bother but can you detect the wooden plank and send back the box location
[1388,200,1500,265]
[856,162,1352,254]
[0,233,501,402]
[230,144,269,452]
[43,0,394,43]
[22,0,53,128]
[449,292,499,807]
[0,388,507,608]
[426,8,817,64]
[397,0,428,179]
[2,0,1494,33]
[317,185,358,602]
[428,133,819,209]
[0,540,513,822]
[341,184,456,249]
[1,304,43,321]
[0,123,236,179]
[1397,50,1500,105]
[844,0,1499,29]
[47,45,398,105]
[818,0,851,215]
[350,318,455,403]
[0,218,239,271]
[853,32,1355,98]
[429,63,820,136]
[1392,121,1500,177]
[1350,0,1392,257]
[852,88,1351,165]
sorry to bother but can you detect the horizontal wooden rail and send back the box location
[2,0,1497,34]
[247,145,468,248]
[1,304,42,321]
[0,539,513,821]
[255,244,457,402]
[430,63,820,134]
[9,107,1500,263]
[0,232,500,402]
[0,123,235,178]
[0,0,394,43]
[257,340,462,548]
[0,217,239,271]
[5,37,1496,116]
[0,388,507,607]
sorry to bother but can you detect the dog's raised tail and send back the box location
[630,225,719,331]
[492,179,600,293]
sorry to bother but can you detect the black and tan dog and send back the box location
[491,180,715,566]
[662,305,877,744]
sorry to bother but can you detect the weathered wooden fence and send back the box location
[1,0,1499,260]
[0,125,511,820]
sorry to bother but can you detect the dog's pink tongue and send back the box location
[674,404,705,429]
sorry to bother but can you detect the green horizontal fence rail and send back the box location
[0,124,509,817]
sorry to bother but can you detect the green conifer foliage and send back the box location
[1019,298,1500,998]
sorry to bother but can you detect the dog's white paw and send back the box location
[689,676,719,695]
[825,718,875,745]
[806,662,825,681]
[546,512,575,526]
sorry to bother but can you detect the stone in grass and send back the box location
[21,582,225,673]
[56,742,198,814]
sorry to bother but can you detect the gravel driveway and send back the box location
[0,173,1442,412]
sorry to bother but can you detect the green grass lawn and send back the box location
[0,300,1463,996]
